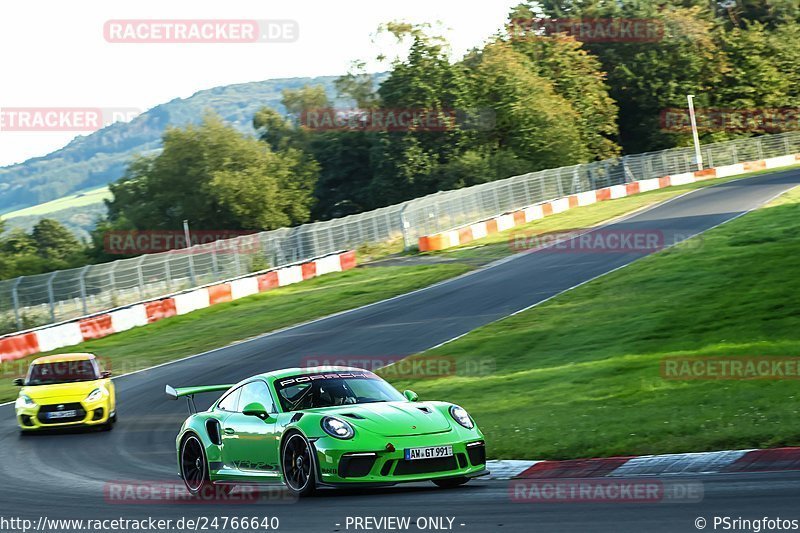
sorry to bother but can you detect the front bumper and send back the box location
[312,431,487,485]
[16,398,113,430]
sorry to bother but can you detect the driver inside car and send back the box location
[316,381,357,407]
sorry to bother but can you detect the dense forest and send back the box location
[2,0,799,279]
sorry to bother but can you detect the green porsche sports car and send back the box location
[167,366,487,497]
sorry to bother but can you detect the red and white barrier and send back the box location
[174,288,211,316]
[418,153,800,252]
[0,250,358,362]
[109,304,148,333]
[277,265,304,287]
[36,322,84,353]
[230,277,259,300]
[484,446,800,480]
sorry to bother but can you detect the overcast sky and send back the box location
[0,0,521,167]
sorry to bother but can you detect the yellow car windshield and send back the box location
[26,360,99,386]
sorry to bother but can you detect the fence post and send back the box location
[492,186,501,214]
[232,242,242,276]
[341,221,351,247]
[371,213,380,242]
[571,166,581,193]
[400,204,412,250]
[503,179,515,211]
[522,173,533,205]
[11,277,22,330]
[164,251,173,291]
[539,175,547,202]
[622,156,636,183]
[46,272,57,323]
[383,210,393,240]
[327,225,336,254]
[305,226,317,257]
[136,256,147,299]
[555,168,564,196]
[79,265,90,315]
[108,262,119,307]
[186,246,197,288]
[210,246,219,279]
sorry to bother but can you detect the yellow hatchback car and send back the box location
[14,353,116,432]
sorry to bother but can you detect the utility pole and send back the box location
[687,94,703,171]
[183,220,197,286]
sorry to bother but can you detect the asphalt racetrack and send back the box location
[2,169,800,533]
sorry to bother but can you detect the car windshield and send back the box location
[26,360,99,385]
[274,371,405,412]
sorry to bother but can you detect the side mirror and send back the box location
[404,390,418,402]
[101,371,112,378]
[13,378,24,386]
[242,402,270,419]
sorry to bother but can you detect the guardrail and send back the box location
[417,154,800,251]
[0,250,356,361]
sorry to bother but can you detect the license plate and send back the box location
[46,410,77,419]
[404,445,453,461]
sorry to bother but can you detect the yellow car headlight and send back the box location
[15,394,36,409]
[85,388,105,403]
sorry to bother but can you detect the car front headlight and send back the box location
[321,416,354,439]
[85,388,105,403]
[449,405,474,429]
[15,394,36,409]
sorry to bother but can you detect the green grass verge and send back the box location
[384,184,800,460]
[0,264,470,402]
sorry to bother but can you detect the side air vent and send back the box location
[290,413,304,423]
[206,419,222,445]
[416,407,432,414]
[341,413,365,419]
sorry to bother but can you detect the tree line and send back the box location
[2,0,799,278]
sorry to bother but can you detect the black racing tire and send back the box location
[432,476,470,488]
[180,434,213,496]
[281,432,317,497]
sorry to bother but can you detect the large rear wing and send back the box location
[165,383,233,413]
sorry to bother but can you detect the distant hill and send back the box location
[0,75,376,218]
[1,186,112,241]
